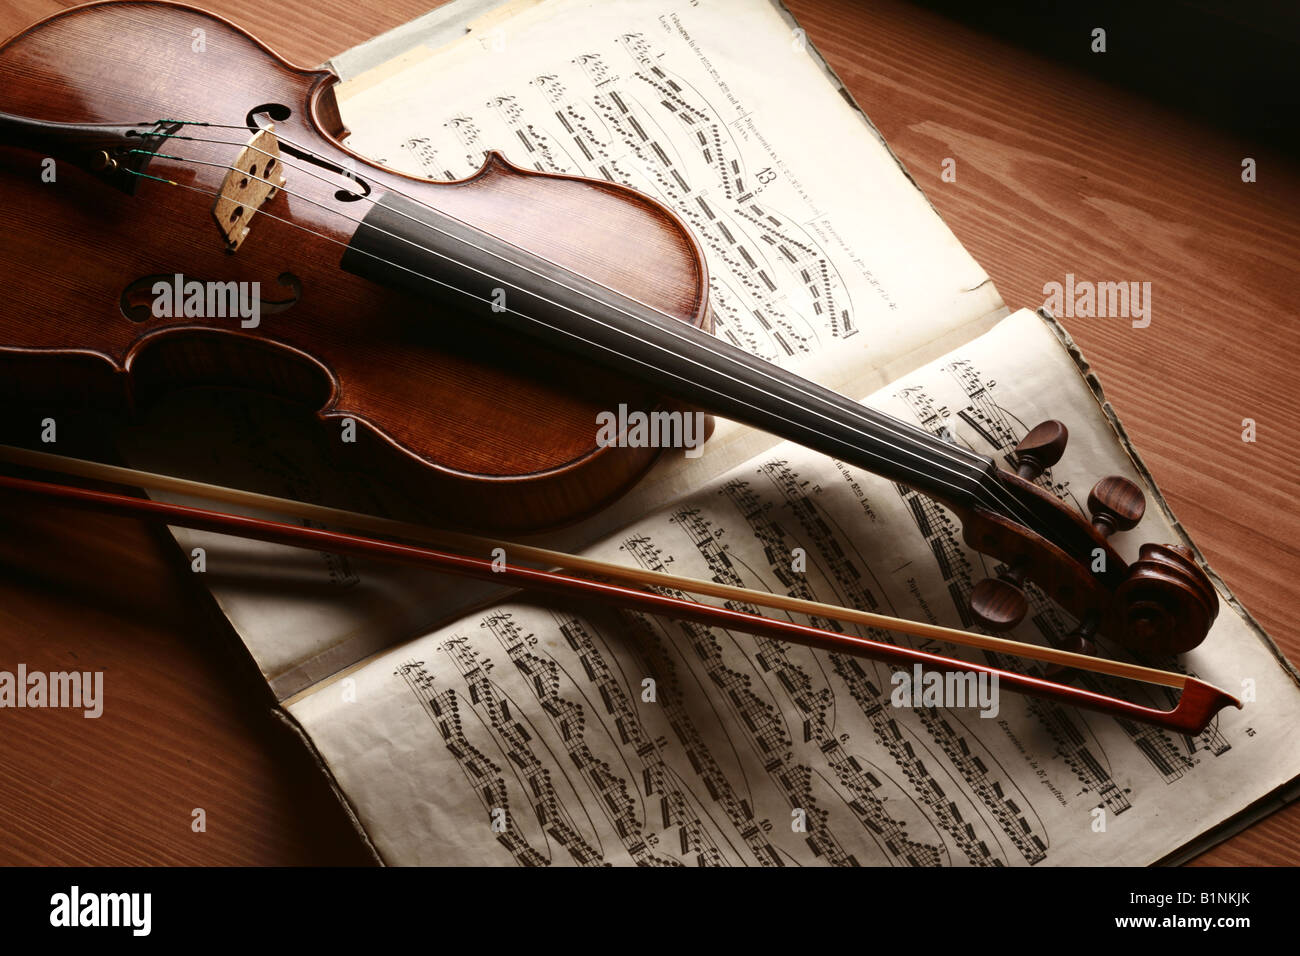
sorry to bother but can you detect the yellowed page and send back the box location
[285,310,1300,866]
[336,0,1003,394]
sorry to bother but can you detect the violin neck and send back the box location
[341,190,999,511]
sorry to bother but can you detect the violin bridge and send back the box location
[211,126,286,251]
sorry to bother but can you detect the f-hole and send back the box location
[246,103,372,202]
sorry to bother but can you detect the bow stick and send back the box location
[0,445,1240,732]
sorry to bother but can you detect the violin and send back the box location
[0,2,1218,677]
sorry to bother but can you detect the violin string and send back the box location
[127,140,1042,533]
[145,123,1004,491]
[126,148,996,500]
[138,133,992,489]
[132,136,1047,538]
[133,164,1011,522]
[145,122,1000,486]
[125,126,1042,531]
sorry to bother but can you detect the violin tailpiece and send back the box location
[211,126,286,251]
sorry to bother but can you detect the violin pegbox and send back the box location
[211,125,286,251]
[970,420,1072,632]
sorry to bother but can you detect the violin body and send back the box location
[0,1,1220,658]
[0,0,708,528]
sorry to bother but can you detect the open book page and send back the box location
[335,0,1005,399]
[115,0,1005,697]
[284,309,1300,866]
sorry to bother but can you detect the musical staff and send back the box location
[895,383,1132,816]
[673,505,945,865]
[481,611,682,866]
[397,662,548,865]
[623,532,861,865]
[553,611,728,865]
[729,468,1049,865]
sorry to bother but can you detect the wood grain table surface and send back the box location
[0,0,1295,866]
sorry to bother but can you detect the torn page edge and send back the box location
[770,0,947,225]
[1157,775,1300,866]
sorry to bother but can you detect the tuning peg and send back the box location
[1014,421,1068,481]
[1087,476,1145,538]
[970,557,1028,631]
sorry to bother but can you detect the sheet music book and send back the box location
[116,0,1300,865]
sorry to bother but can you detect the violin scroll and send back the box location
[1113,543,1218,655]
[965,420,1219,657]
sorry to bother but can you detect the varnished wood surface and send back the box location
[0,0,1295,866]
[0,1,710,531]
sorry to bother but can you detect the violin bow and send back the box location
[0,445,1240,733]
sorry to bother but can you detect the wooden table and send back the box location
[1,0,1295,865]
